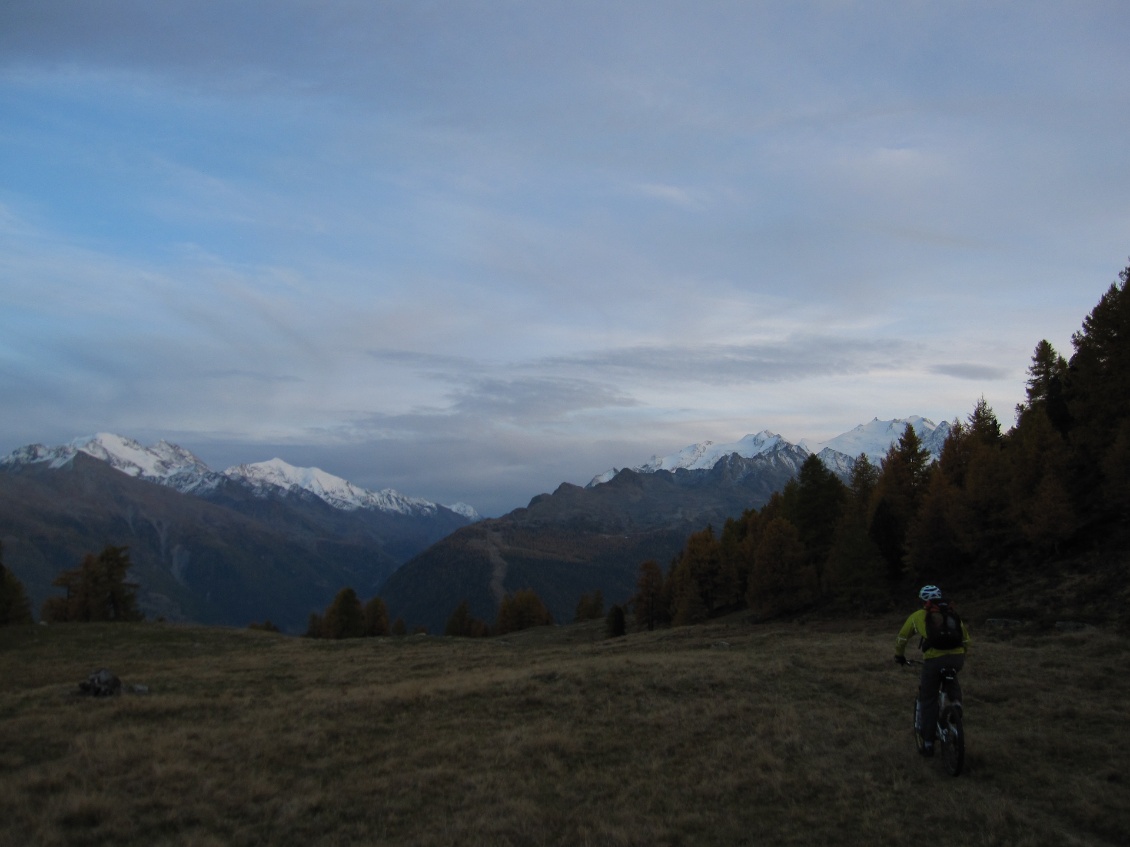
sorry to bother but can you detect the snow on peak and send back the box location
[73,433,215,482]
[639,430,788,473]
[588,430,791,485]
[588,416,953,487]
[802,416,948,463]
[223,458,440,516]
[1,434,478,518]
[0,432,220,493]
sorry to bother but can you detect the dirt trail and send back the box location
[483,528,508,605]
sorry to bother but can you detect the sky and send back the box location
[2,1,1129,517]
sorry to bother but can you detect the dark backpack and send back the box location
[924,600,964,650]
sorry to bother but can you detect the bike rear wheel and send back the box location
[913,697,925,754]
[939,707,964,776]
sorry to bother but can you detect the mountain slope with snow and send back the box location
[2,434,478,520]
[802,416,951,463]
[590,416,952,487]
[224,458,444,517]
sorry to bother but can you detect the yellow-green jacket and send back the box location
[896,608,971,660]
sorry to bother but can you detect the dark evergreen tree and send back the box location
[823,456,887,608]
[906,469,967,584]
[667,526,730,623]
[868,424,933,577]
[747,517,813,618]
[573,590,605,622]
[495,589,553,634]
[322,587,365,639]
[0,542,34,626]
[787,454,847,591]
[605,603,627,638]
[444,599,489,637]
[363,595,391,637]
[1017,339,1070,434]
[633,560,667,631]
[1064,264,1130,517]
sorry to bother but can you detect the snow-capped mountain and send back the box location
[589,416,952,487]
[1,433,226,495]
[801,416,951,463]
[225,458,446,517]
[1,434,479,520]
[1,433,479,631]
[588,430,792,486]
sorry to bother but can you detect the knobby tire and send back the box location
[939,707,964,777]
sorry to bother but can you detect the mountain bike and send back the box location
[907,661,964,776]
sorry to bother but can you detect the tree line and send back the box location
[630,262,1130,629]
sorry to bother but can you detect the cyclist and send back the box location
[894,585,970,757]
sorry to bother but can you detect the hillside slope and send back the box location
[0,453,402,631]
[382,448,807,632]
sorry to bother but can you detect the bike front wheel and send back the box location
[939,707,964,776]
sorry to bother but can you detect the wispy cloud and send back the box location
[2,1,1128,514]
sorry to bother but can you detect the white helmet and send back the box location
[918,584,943,602]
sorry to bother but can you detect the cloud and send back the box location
[930,363,1014,382]
[3,1,1129,516]
[543,336,908,385]
[448,376,640,423]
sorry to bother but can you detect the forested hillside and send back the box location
[648,263,1130,629]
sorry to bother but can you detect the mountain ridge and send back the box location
[589,416,950,488]
[1,433,480,521]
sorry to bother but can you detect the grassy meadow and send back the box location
[0,614,1126,847]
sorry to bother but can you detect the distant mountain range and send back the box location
[589,416,950,485]
[0,417,949,634]
[0,434,477,631]
[382,417,951,633]
[6,433,479,519]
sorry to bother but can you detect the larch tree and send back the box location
[41,545,142,623]
[322,587,365,639]
[0,542,33,626]
[633,560,667,631]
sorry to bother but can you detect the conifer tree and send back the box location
[719,508,764,605]
[788,454,847,591]
[322,587,365,639]
[41,545,142,623]
[1008,409,1077,552]
[667,526,731,621]
[959,399,1012,560]
[363,595,391,637]
[573,590,604,622]
[1017,339,1070,433]
[823,456,886,608]
[444,599,490,637]
[905,470,967,584]
[495,589,553,634]
[1064,264,1130,515]
[605,603,627,638]
[868,424,933,577]
[633,560,667,631]
[746,517,812,618]
[0,543,33,626]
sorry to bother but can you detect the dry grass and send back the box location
[0,615,1126,846]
